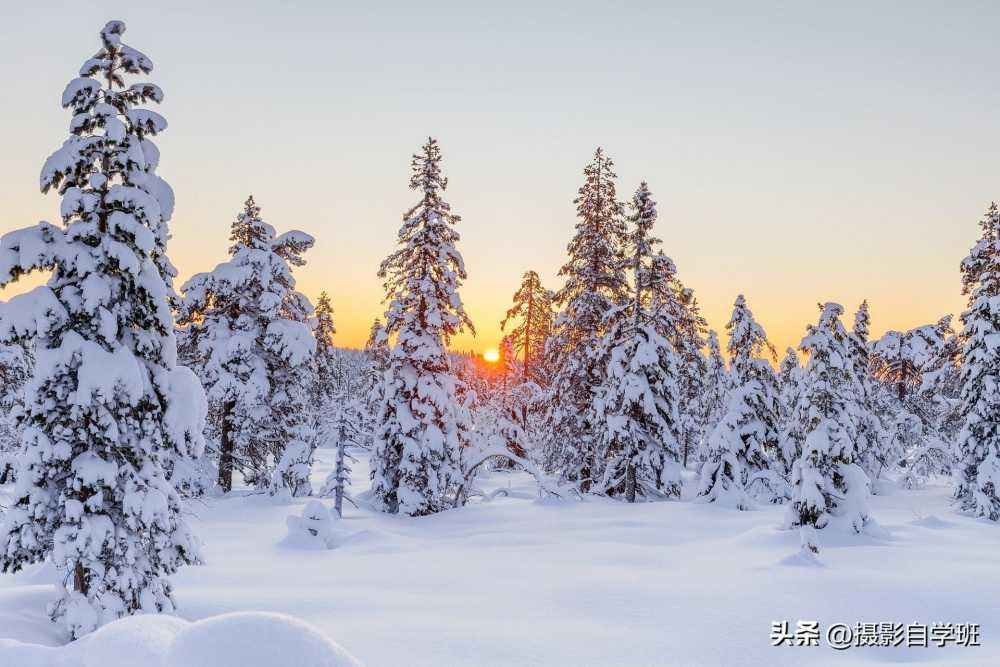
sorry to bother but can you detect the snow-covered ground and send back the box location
[1,448,997,666]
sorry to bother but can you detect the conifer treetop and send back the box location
[726,294,776,382]
[379,137,473,345]
[315,291,337,343]
[554,147,628,337]
[961,202,1000,301]
[852,300,871,341]
[501,270,553,382]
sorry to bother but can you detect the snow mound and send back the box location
[84,614,189,667]
[777,548,825,568]
[283,500,340,549]
[0,611,361,667]
[165,612,362,667]
[0,639,73,667]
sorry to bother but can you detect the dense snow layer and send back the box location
[2,449,998,666]
[166,612,361,667]
[0,611,360,667]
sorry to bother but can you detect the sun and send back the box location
[483,348,500,363]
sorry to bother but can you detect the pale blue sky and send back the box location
[1,1,997,352]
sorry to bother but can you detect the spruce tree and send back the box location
[698,330,729,462]
[698,295,786,507]
[640,249,709,469]
[665,281,709,469]
[955,202,1000,518]
[870,322,954,483]
[0,21,204,637]
[319,397,364,518]
[370,137,474,516]
[848,301,889,486]
[310,291,338,410]
[592,182,683,501]
[361,318,389,447]
[776,347,803,471]
[786,303,871,553]
[177,196,316,495]
[545,148,628,491]
[500,270,554,385]
[901,316,960,486]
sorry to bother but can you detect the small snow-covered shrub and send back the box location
[284,500,339,549]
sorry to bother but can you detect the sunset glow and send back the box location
[483,349,500,363]
[0,4,993,357]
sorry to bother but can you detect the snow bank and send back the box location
[0,612,362,667]
[166,612,362,667]
[83,614,189,667]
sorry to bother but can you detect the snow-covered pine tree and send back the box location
[698,330,728,462]
[591,182,683,501]
[0,21,205,637]
[664,279,709,469]
[370,137,474,516]
[318,397,364,518]
[501,270,554,385]
[544,148,628,491]
[639,248,709,469]
[310,291,338,411]
[786,303,871,553]
[920,315,963,443]
[870,322,955,484]
[848,301,889,487]
[698,295,786,507]
[901,316,960,486]
[359,318,389,447]
[871,329,924,402]
[177,196,316,496]
[955,202,1000,519]
[776,347,803,471]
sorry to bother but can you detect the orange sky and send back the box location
[0,4,993,358]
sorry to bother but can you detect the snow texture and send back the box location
[3,450,995,666]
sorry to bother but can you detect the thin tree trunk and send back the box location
[625,462,637,503]
[218,399,236,493]
[333,423,346,518]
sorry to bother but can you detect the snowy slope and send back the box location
[1,449,997,666]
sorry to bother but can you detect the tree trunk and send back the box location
[218,399,236,493]
[624,459,637,503]
[73,561,88,595]
[333,423,346,518]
